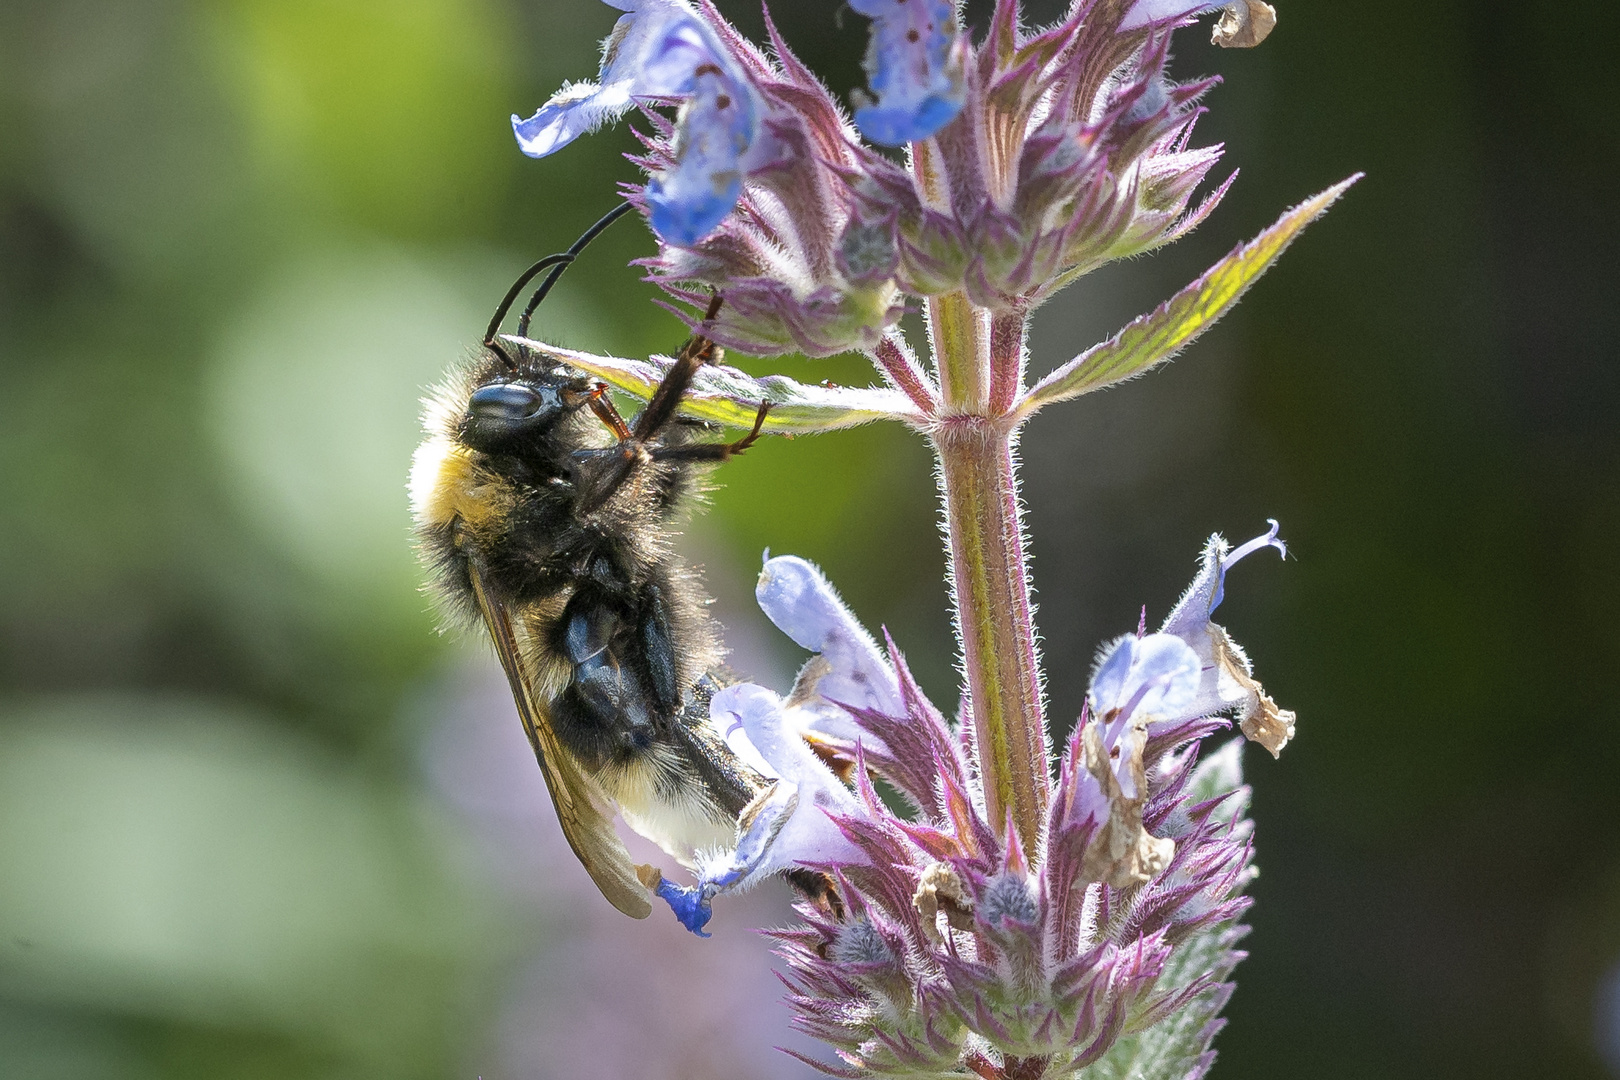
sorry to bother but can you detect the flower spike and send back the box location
[512,0,1336,358]
[635,551,1273,1077]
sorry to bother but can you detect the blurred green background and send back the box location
[1,0,1616,1077]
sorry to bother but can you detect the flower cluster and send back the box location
[513,0,1276,356]
[502,1,1351,1077]
[647,531,1287,1076]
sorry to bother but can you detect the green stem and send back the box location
[927,294,1048,849]
[928,291,990,413]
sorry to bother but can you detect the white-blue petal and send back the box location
[1120,0,1227,30]
[756,556,903,717]
[1088,633,1200,721]
[511,81,631,158]
[511,0,772,244]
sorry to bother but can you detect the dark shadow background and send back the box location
[1,0,1616,1077]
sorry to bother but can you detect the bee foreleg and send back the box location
[631,294,726,442]
[582,383,632,440]
[569,444,643,514]
[650,401,772,464]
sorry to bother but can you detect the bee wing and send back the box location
[469,567,653,920]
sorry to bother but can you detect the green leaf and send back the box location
[1018,174,1362,419]
[501,338,925,434]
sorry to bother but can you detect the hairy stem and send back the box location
[929,291,991,413]
[929,296,1048,847]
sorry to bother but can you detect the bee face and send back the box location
[455,366,591,454]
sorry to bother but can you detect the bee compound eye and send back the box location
[469,383,546,421]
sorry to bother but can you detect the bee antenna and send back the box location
[515,201,637,339]
[484,254,574,355]
[483,201,637,360]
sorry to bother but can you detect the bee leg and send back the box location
[638,584,681,715]
[783,868,846,919]
[649,401,772,465]
[631,294,726,442]
[569,442,645,515]
[583,384,632,441]
[561,604,657,759]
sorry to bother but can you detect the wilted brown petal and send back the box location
[1211,0,1277,48]
[914,861,975,939]
[1080,722,1177,888]
[1211,626,1297,757]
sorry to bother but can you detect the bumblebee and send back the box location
[409,211,779,918]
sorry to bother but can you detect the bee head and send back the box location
[457,369,583,452]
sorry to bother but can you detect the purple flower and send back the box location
[653,680,871,936]
[1159,521,1297,756]
[848,0,967,145]
[652,557,902,934]
[642,538,1289,1076]
[512,0,779,245]
[505,0,1304,356]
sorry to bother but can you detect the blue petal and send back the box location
[647,174,742,248]
[511,81,626,158]
[1211,519,1286,614]
[1089,633,1199,721]
[510,0,772,244]
[853,94,960,147]
[630,8,772,245]
[849,0,964,146]
[653,878,714,937]
[1120,0,1226,30]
